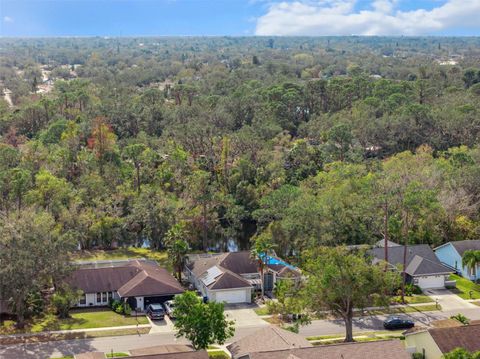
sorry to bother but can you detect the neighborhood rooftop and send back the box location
[245,339,409,359]
[227,326,312,359]
[69,259,184,297]
[371,244,453,276]
[406,322,480,354]
[450,240,480,256]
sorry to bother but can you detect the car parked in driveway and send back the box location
[383,315,414,330]
[163,300,176,319]
[146,303,165,321]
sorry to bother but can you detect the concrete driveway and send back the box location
[224,304,269,327]
[147,315,176,334]
[424,288,477,311]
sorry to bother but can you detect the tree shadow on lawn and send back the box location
[33,315,88,332]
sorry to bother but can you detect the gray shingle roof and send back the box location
[371,245,452,276]
[450,240,480,256]
[405,255,453,276]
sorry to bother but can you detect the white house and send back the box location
[186,251,302,304]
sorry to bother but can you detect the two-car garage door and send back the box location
[214,290,247,304]
[417,275,445,289]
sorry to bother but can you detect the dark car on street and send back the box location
[146,303,165,321]
[383,316,414,330]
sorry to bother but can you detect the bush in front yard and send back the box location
[114,303,124,314]
[109,299,121,309]
[52,286,82,319]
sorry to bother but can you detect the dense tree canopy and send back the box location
[1,37,480,321]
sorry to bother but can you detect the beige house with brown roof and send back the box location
[405,322,480,358]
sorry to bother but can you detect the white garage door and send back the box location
[215,290,246,304]
[417,276,445,289]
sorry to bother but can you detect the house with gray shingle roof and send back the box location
[371,243,453,289]
[435,240,480,280]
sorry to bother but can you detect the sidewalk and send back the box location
[257,301,439,318]
[0,324,151,339]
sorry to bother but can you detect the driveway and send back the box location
[424,288,477,311]
[224,304,268,327]
[147,315,176,334]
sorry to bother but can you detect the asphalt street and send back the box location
[2,307,480,359]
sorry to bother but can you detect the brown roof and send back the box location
[247,340,409,359]
[220,252,258,274]
[68,260,184,297]
[208,271,252,290]
[118,261,185,297]
[129,345,193,356]
[187,252,258,277]
[227,326,312,359]
[428,323,480,353]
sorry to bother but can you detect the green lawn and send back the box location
[359,304,440,316]
[306,330,404,341]
[72,247,168,267]
[28,309,148,333]
[448,274,480,300]
[254,307,270,316]
[106,353,130,358]
[208,351,230,359]
[392,295,434,304]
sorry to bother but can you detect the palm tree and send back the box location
[251,235,276,298]
[166,223,190,281]
[462,250,480,279]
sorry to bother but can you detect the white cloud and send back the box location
[3,16,14,23]
[255,0,480,36]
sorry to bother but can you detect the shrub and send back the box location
[412,353,424,359]
[109,299,121,310]
[124,303,132,316]
[52,286,82,319]
[208,351,229,359]
[451,313,470,325]
[114,303,124,314]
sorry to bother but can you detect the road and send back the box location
[2,307,480,359]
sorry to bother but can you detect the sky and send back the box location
[1,0,479,37]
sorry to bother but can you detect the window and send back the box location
[79,293,86,305]
[102,292,108,303]
[108,292,113,301]
[97,292,101,303]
